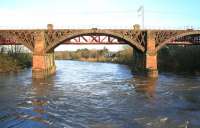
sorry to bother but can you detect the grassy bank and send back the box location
[0,45,32,73]
[0,53,32,73]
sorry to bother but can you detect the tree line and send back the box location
[158,45,200,73]
[0,45,32,72]
[55,47,134,65]
[55,45,200,73]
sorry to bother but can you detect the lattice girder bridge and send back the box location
[0,24,200,78]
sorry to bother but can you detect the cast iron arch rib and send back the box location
[156,30,200,52]
[45,29,146,53]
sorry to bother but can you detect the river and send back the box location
[0,60,200,128]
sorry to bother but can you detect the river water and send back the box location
[0,60,200,128]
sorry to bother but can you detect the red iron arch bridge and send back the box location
[0,24,200,78]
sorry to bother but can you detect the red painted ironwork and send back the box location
[169,34,200,45]
[62,35,126,44]
[0,38,16,45]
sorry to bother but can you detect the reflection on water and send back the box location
[29,79,54,125]
[0,60,200,128]
[134,77,157,98]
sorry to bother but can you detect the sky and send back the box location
[0,0,199,51]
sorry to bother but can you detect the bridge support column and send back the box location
[132,49,145,71]
[32,32,56,79]
[145,31,158,78]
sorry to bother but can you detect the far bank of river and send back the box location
[55,46,200,73]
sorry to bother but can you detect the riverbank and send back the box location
[158,45,200,73]
[0,53,32,73]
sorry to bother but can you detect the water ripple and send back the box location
[0,60,200,128]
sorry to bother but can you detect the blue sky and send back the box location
[0,0,199,29]
[0,0,199,51]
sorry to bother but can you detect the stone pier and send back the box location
[145,31,158,78]
[32,31,56,79]
[132,31,158,78]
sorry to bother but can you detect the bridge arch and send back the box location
[156,31,200,52]
[45,30,145,53]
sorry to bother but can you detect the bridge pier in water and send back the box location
[132,31,158,78]
[145,31,158,78]
[32,32,56,79]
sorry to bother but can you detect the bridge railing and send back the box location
[0,24,199,30]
